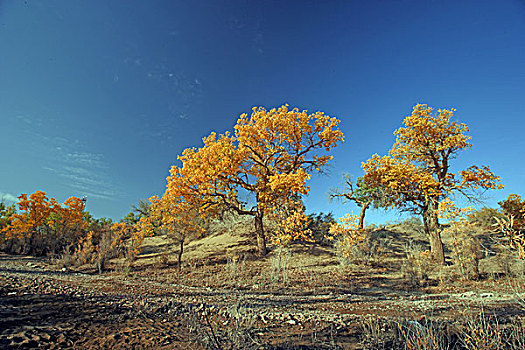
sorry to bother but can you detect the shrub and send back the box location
[360,313,525,350]
[306,212,336,245]
[225,252,247,284]
[208,211,253,236]
[438,198,482,280]
[449,230,482,280]
[59,223,126,273]
[269,246,291,284]
[401,244,433,287]
[327,214,380,266]
[493,216,525,261]
[335,231,380,266]
[458,310,504,350]
[397,319,448,350]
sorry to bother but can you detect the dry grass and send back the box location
[45,219,525,349]
[359,313,525,350]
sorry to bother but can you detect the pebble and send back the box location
[461,291,476,298]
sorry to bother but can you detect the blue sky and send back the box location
[1,0,524,223]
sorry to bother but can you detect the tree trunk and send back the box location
[96,255,106,274]
[23,234,33,255]
[254,213,267,256]
[422,203,445,265]
[358,200,372,230]
[177,238,184,269]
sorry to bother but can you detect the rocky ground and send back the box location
[1,249,525,349]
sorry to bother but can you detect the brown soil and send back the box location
[1,229,524,349]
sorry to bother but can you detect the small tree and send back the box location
[166,105,344,256]
[362,104,503,264]
[493,194,525,261]
[330,175,387,230]
[147,195,206,269]
[499,194,525,231]
[47,197,87,255]
[123,199,152,225]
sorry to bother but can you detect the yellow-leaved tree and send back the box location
[499,194,525,231]
[494,194,525,260]
[165,105,344,256]
[1,191,87,255]
[362,104,503,264]
[147,195,206,268]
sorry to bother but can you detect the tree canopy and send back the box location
[162,105,344,255]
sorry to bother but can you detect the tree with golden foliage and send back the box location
[327,214,365,245]
[166,105,344,256]
[0,202,16,236]
[493,194,525,260]
[499,194,525,231]
[47,196,87,254]
[1,191,87,255]
[362,104,503,264]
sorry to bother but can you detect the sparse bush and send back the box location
[508,317,525,349]
[458,309,503,350]
[328,214,380,266]
[335,231,380,266]
[57,223,126,273]
[493,216,525,261]
[489,214,525,283]
[492,250,525,279]
[438,198,483,280]
[361,316,403,350]
[72,230,97,266]
[306,212,336,245]
[225,252,247,284]
[397,319,449,350]
[186,303,259,350]
[360,313,525,350]
[449,230,482,280]
[401,243,433,287]
[95,225,126,272]
[155,251,170,268]
[57,246,76,269]
[269,246,291,284]
[209,211,253,236]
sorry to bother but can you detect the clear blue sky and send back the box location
[1,1,524,223]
